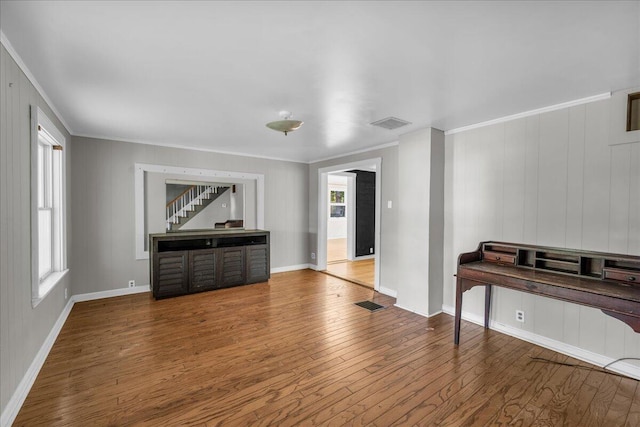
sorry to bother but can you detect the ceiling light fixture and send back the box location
[266,110,303,136]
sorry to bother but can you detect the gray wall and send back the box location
[0,45,72,414]
[309,145,399,294]
[443,97,640,364]
[71,136,310,295]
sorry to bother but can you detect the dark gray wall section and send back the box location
[350,170,376,257]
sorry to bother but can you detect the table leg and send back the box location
[454,277,463,345]
[484,284,492,329]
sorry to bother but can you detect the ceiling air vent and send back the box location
[370,116,412,130]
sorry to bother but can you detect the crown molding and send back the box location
[445,92,612,136]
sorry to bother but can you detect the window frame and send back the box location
[31,106,68,307]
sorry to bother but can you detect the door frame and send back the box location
[317,157,382,291]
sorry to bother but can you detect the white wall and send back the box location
[0,44,72,419]
[71,136,310,295]
[229,185,244,221]
[443,96,640,366]
[396,128,445,316]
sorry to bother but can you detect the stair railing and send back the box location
[166,185,217,230]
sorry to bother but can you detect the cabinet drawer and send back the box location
[603,268,639,285]
[483,251,516,265]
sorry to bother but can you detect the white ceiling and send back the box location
[1,1,639,163]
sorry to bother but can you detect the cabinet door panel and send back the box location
[155,251,189,298]
[219,247,245,287]
[189,249,217,291]
[246,244,270,283]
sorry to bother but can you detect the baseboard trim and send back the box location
[393,303,431,318]
[378,286,397,298]
[1,297,74,427]
[394,304,443,318]
[270,264,311,274]
[441,304,640,380]
[72,285,150,302]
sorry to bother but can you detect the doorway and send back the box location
[317,158,381,290]
[326,173,352,263]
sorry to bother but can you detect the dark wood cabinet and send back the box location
[150,230,270,299]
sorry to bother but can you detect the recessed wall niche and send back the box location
[608,88,640,146]
[628,92,640,132]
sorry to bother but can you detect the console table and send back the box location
[454,241,640,345]
[149,229,270,299]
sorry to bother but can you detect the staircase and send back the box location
[166,185,229,231]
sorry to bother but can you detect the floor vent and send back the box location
[354,301,386,312]
[370,116,411,130]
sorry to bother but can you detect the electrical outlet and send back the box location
[128,280,135,288]
[64,288,68,299]
[515,310,525,323]
[370,247,374,254]
[311,252,316,260]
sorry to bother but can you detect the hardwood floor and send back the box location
[327,238,347,263]
[14,270,639,426]
[326,238,375,288]
[325,259,375,289]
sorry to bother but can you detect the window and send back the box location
[31,107,67,306]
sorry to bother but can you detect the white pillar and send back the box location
[396,127,445,316]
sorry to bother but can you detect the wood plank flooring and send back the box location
[324,259,375,289]
[327,238,347,263]
[14,270,639,426]
[325,237,375,288]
